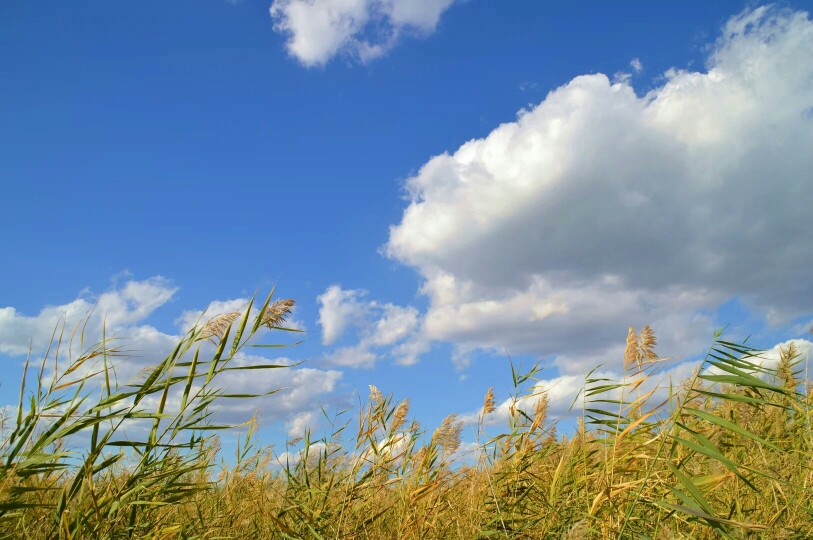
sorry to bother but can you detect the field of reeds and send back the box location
[1,292,811,539]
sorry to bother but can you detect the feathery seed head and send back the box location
[368,384,383,405]
[639,324,658,363]
[624,325,639,370]
[482,387,495,416]
[433,414,462,455]
[531,393,549,432]
[391,399,410,433]
[200,311,243,345]
[780,341,799,363]
[262,299,295,329]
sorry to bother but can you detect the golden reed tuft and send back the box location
[624,325,639,370]
[483,387,496,416]
[262,298,295,328]
[391,399,410,433]
[200,311,243,344]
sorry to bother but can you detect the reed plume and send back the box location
[624,325,639,370]
[200,311,242,344]
[639,324,658,363]
[530,392,548,432]
[262,298,295,328]
[4,316,811,539]
[433,414,463,455]
[391,399,410,433]
[483,387,496,416]
[369,384,383,405]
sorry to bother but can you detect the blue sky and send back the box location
[2,1,813,453]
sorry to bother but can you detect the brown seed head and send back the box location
[624,326,639,370]
[433,414,462,455]
[368,384,383,405]
[200,311,243,345]
[531,393,549,432]
[262,299,295,329]
[482,387,495,416]
[780,341,799,363]
[639,325,658,363]
[391,399,410,433]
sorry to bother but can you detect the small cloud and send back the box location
[286,410,319,437]
[630,57,643,73]
[613,71,632,84]
[519,81,540,92]
[318,285,370,345]
[317,285,427,368]
[270,0,459,67]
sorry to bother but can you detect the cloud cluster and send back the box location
[386,6,813,371]
[0,278,339,433]
[0,277,177,357]
[318,285,426,367]
[270,0,457,66]
[463,338,813,431]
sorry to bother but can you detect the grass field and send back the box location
[1,293,811,539]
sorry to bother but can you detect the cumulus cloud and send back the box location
[751,338,813,373]
[270,0,458,67]
[318,285,425,367]
[386,6,813,372]
[208,360,342,426]
[318,285,372,345]
[286,410,320,437]
[0,277,177,357]
[0,278,340,432]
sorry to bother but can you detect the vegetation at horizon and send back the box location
[1,292,811,539]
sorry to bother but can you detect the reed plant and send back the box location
[1,296,811,539]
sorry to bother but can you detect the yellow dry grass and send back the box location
[1,298,811,539]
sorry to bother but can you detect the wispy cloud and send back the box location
[318,285,427,367]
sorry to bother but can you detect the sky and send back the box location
[2,0,813,455]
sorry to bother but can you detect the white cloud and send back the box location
[177,297,307,335]
[318,285,371,345]
[386,6,813,372]
[176,298,251,332]
[286,410,320,437]
[463,338,813,432]
[750,338,813,374]
[325,344,379,368]
[368,304,419,346]
[0,278,340,434]
[210,360,342,426]
[318,285,426,367]
[270,0,458,67]
[0,277,177,357]
[630,57,643,73]
[390,335,430,366]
